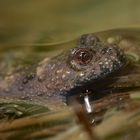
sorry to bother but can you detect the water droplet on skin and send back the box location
[105,61,109,65]
[51,78,55,82]
[62,74,66,79]
[99,62,103,65]
[66,71,70,74]
[79,72,84,77]
[56,69,63,74]
[38,75,45,82]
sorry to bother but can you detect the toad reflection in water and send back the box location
[0,34,126,110]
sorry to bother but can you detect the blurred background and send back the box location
[0,0,140,46]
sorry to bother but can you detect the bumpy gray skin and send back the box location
[0,34,126,109]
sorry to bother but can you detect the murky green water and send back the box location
[0,0,140,46]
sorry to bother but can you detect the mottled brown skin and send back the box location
[0,34,126,109]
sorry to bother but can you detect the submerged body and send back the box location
[0,34,126,109]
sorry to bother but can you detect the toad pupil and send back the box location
[74,49,93,65]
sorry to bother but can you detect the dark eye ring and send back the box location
[73,48,93,65]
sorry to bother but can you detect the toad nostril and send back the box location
[107,47,114,54]
[78,34,100,46]
[101,47,108,54]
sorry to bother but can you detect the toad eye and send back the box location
[73,48,93,65]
